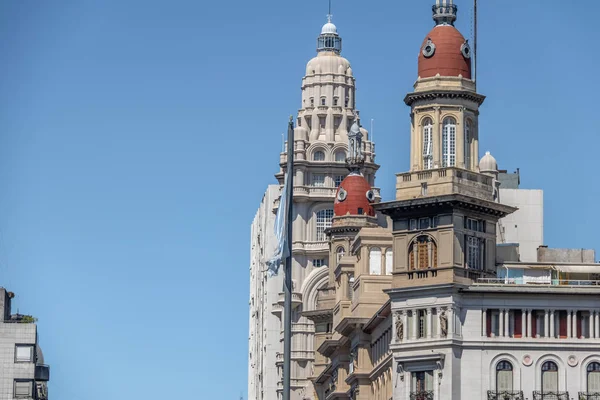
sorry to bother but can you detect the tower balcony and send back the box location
[293,186,380,203]
[277,292,303,309]
[396,167,494,202]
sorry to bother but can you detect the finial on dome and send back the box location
[317,5,342,54]
[432,0,457,26]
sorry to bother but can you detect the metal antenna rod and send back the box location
[474,0,478,88]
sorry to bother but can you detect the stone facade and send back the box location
[0,288,49,400]
[248,16,379,400]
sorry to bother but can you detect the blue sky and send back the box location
[0,0,597,399]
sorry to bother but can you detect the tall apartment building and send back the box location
[0,288,49,400]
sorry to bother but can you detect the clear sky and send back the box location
[0,0,597,399]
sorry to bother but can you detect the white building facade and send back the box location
[248,15,379,400]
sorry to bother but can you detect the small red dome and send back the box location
[334,174,375,217]
[418,25,471,79]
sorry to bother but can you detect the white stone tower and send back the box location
[248,14,379,400]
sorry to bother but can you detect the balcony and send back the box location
[277,292,302,309]
[579,393,600,400]
[35,364,50,381]
[477,278,600,287]
[532,391,569,400]
[487,391,524,400]
[410,391,434,400]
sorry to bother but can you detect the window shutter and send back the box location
[542,370,558,392]
[589,371,600,392]
[576,311,582,338]
[559,311,567,338]
[369,248,382,275]
[486,312,492,337]
[497,370,513,391]
[514,310,522,338]
[425,371,434,391]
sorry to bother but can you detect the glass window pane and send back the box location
[15,346,32,362]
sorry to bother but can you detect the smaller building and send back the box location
[0,288,50,400]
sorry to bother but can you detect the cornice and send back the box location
[404,89,486,107]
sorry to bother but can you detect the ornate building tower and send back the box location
[373,2,516,397]
[249,15,379,400]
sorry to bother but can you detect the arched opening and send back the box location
[313,150,326,161]
[385,249,393,275]
[335,151,346,162]
[541,361,559,393]
[422,118,433,170]
[496,361,513,392]
[336,246,345,263]
[442,117,456,167]
[587,362,600,393]
[369,247,382,275]
[408,236,438,270]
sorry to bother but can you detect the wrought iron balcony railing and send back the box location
[532,391,570,400]
[579,392,600,400]
[410,391,434,400]
[487,391,524,400]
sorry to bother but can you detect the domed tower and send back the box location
[376,0,516,289]
[404,0,484,176]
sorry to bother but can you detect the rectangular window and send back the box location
[419,218,430,230]
[410,219,417,231]
[418,310,426,338]
[321,97,326,106]
[421,182,428,196]
[432,216,439,228]
[335,175,345,187]
[14,380,33,398]
[297,118,301,127]
[333,97,339,106]
[316,209,334,241]
[15,345,34,363]
[319,117,326,129]
[310,97,314,106]
[313,259,325,267]
[412,371,433,393]
[514,310,523,338]
[466,236,481,270]
[490,310,500,337]
[311,174,325,187]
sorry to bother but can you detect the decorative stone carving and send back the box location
[395,311,404,342]
[439,310,448,338]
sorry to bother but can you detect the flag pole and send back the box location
[282,116,295,400]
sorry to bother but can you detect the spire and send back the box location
[432,0,458,26]
[346,115,364,174]
[317,11,342,54]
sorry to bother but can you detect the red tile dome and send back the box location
[418,25,471,79]
[334,174,375,217]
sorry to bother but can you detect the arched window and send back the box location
[408,236,438,270]
[385,249,393,275]
[313,150,326,161]
[541,361,559,393]
[496,361,513,392]
[335,151,346,162]
[337,246,345,263]
[422,118,433,170]
[369,247,382,275]
[465,120,472,169]
[588,362,600,393]
[315,209,334,241]
[442,117,456,167]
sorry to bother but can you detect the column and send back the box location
[427,308,433,339]
[433,107,441,168]
[522,309,527,338]
[448,307,454,337]
[573,310,578,339]
[527,309,532,338]
[567,310,572,338]
[402,311,409,341]
[499,309,504,338]
[595,311,600,339]
[504,309,510,337]
[550,310,555,338]
[412,310,418,340]
[544,310,549,338]
[482,309,487,338]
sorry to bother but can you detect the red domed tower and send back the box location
[333,118,377,221]
[418,1,472,79]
